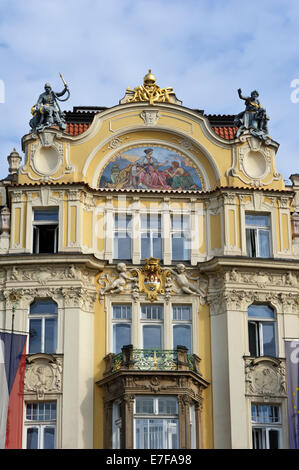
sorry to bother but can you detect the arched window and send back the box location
[248,304,276,357]
[29,299,58,354]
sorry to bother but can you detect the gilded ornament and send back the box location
[125,70,174,105]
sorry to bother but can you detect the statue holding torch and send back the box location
[30,73,70,133]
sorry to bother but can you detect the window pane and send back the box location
[262,323,276,357]
[141,305,163,320]
[245,214,270,227]
[115,214,131,230]
[158,397,178,415]
[29,319,42,353]
[173,306,191,321]
[152,235,162,259]
[248,305,275,319]
[173,325,191,352]
[135,397,154,415]
[113,324,131,353]
[34,210,59,222]
[27,428,38,449]
[268,430,280,449]
[44,427,55,449]
[172,235,190,260]
[113,305,131,320]
[258,230,270,257]
[246,228,256,257]
[114,235,131,259]
[143,325,162,349]
[141,233,151,259]
[135,418,178,449]
[248,322,259,356]
[45,319,57,353]
[30,300,58,315]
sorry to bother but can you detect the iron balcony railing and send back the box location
[107,345,200,374]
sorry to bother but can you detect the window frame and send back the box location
[112,304,132,354]
[134,396,179,450]
[140,213,163,261]
[28,299,58,354]
[140,304,164,350]
[245,213,271,258]
[171,214,191,261]
[248,304,277,358]
[251,403,282,449]
[113,213,132,260]
[24,401,57,449]
[172,305,192,353]
[32,208,59,254]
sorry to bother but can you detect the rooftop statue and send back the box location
[120,69,182,105]
[30,73,70,133]
[234,88,270,141]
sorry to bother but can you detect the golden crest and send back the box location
[139,257,168,301]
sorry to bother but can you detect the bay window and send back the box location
[134,396,179,449]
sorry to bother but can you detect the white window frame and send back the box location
[140,213,163,260]
[24,402,57,449]
[140,304,164,350]
[134,396,179,450]
[251,404,282,449]
[113,213,132,260]
[112,304,132,354]
[172,304,192,353]
[245,213,271,258]
[171,214,191,261]
[32,208,59,254]
[28,300,58,354]
[248,305,277,358]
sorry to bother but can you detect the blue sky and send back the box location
[0,0,299,181]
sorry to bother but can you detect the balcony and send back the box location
[103,344,202,375]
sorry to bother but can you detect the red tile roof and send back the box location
[66,122,91,136]
[212,126,238,140]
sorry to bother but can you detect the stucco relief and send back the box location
[25,354,63,399]
[98,259,208,304]
[245,357,287,399]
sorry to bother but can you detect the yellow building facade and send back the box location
[0,72,298,449]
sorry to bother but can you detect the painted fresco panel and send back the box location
[99,146,203,190]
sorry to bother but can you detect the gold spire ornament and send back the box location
[125,69,175,106]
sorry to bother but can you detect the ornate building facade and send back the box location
[0,71,298,449]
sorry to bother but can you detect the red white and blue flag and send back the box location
[0,332,27,449]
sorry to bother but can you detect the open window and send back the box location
[33,209,59,254]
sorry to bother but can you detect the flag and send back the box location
[285,340,299,449]
[0,332,27,449]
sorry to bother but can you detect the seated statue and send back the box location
[234,88,269,140]
[30,81,70,133]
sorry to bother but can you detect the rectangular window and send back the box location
[134,396,179,449]
[141,214,162,260]
[171,214,190,261]
[33,209,59,254]
[112,304,131,353]
[172,305,192,352]
[25,402,56,449]
[114,214,132,260]
[29,300,58,354]
[141,305,163,350]
[251,404,281,449]
[245,214,271,258]
[248,304,276,357]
